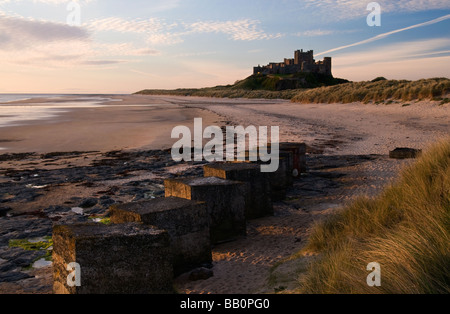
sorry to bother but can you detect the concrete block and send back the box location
[109,197,211,275]
[268,155,290,201]
[259,142,307,176]
[279,142,307,175]
[389,147,422,159]
[244,148,293,201]
[52,223,173,294]
[204,162,273,219]
[278,150,295,186]
[164,177,246,244]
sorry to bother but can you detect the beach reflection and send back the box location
[0,97,118,128]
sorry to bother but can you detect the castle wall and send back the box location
[254,49,332,76]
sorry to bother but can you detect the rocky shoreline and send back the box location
[0,148,210,293]
[0,146,410,294]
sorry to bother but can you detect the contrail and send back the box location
[316,14,450,56]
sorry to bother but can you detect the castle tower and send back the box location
[252,49,332,76]
[323,57,332,76]
[294,49,314,66]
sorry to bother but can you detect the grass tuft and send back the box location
[286,138,450,294]
[291,78,450,104]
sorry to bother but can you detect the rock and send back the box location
[0,271,33,282]
[99,196,115,208]
[31,258,52,269]
[188,267,214,281]
[43,205,71,216]
[53,214,88,225]
[0,207,12,217]
[389,148,422,159]
[78,198,98,209]
[0,258,16,272]
[0,217,52,247]
[0,247,47,268]
[71,207,84,215]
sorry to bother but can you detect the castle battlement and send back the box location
[254,49,332,76]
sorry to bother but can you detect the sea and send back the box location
[0,94,122,128]
[0,94,64,103]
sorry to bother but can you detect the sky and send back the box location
[0,0,449,94]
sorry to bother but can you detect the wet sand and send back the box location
[0,95,222,153]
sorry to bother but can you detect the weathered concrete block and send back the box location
[164,177,246,244]
[52,223,173,294]
[258,142,307,176]
[278,150,295,186]
[268,155,290,201]
[280,142,307,175]
[109,197,211,275]
[389,147,422,159]
[204,162,273,219]
[245,149,294,201]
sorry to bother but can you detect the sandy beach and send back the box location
[0,94,448,294]
[2,94,448,155]
[0,95,222,153]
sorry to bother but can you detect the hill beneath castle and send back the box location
[136,72,348,96]
[232,73,348,90]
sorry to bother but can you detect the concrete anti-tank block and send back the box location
[164,177,246,244]
[203,162,273,219]
[279,142,307,175]
[52,223,173,294]
[109,197,211,275]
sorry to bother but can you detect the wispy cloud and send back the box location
[0,13,89,50]
[0,0,95,4]
[335,38,450,66]
[317,14,450,56]
[302,0,450,20]
[88,16,282,44]
[88,17,173,34]
[333,38,450,80]
[294,29,357,37]
[0,7,281,70]
[171,51,217,58]
[186,19,284,41]
[87,16,183,45]
[0,13,161,68]
[295,29,335,37]
[80,60,125,66]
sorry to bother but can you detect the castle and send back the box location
[253,49,332,76]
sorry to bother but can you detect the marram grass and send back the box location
[291,78,450,104]
[293,138,450,294]
[136,77,450,104]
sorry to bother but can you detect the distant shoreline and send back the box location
[0,93,448,156]
[0,95,222,154]
[136,77,450,105]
